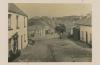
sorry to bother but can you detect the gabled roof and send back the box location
[8,3,27,16]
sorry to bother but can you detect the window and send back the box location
[16,15,19,29]
[8,14,13,30]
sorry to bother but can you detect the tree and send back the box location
[55,24,66,39]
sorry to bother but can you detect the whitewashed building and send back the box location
[8,3,28,59]
[71,14,92,45]
[79,14,92,45]
[80,25,92,44]
[28,25,59,40]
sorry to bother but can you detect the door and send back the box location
[86,32,88,44]
[21,35,23,49]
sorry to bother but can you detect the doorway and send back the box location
[21,35,23,49]
[86,32,88,44]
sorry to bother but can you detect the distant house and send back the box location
[28,20,59,40]
[80,25,92,45]
[79,15,92,45]
[29,25,49,40]
[72,14,92,45]
[8,3,28,60]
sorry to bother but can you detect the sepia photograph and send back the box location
[8,3,92,62]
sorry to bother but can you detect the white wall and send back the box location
[8,12,28,51]
[80,25,92,44]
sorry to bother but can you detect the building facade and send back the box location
[71,14,92,45]
[8,3,28,60]
[28,25,59,40]
[80,25,92,45]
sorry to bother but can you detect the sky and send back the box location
[15,3,91,18]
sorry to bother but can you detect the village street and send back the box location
[14,38,92,62]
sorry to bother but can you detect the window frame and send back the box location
[8,14,13,30]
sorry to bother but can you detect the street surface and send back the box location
[14,38,92,62]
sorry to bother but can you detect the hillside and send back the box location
[28,14,91,33]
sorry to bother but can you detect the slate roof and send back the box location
[8,3,27,16]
